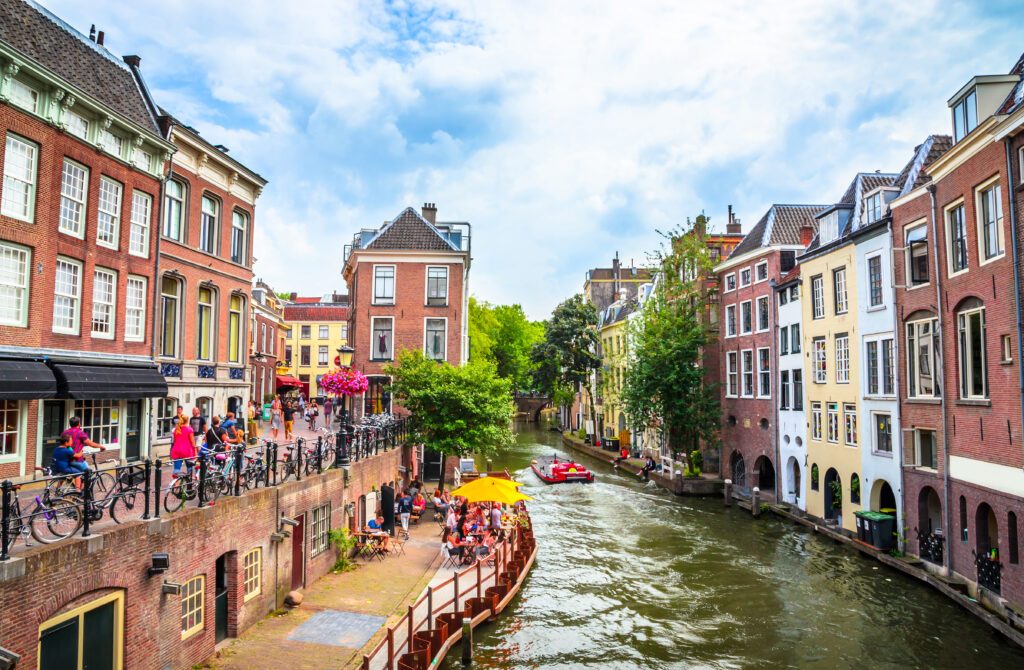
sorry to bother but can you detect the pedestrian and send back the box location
[61,417,106,471]
[246,400,259,441]
[223,412,244,447]
[270,396,283,441]
[309,400,319,431]
[170,415,196,476]
[323,398,333,427]
[282,402,295,441]
[490,502,502,531]
[398,489,413,538]
[189,407,207,447]
[298,393,306,414]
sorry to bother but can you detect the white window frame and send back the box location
[914,429,938,470]
[740,349,754,398]
[724,273,736,292]
[843,402,857,446]
[196,286,215,362]
[133,146,152,172]
[52,256,82,335]
[2,133,37,222]
[726,351,738,398]
[810,402,822,441]
[835,334,849,384]
[739,267,752,288]
[780,324,789,355]
[872,411,893,455]
[826,402,839,444]
[125,275,146,342]
[944,199,968,277]
[740,300,752,335]
[813,337,827,383]
[957,304,988,400]
[904,220,930,289]
[975,177,1005,265]
[756,347,771,399]
[96,176,123,250]
[425,266,449,306]
[163,179,185,242]
[100,128,124,158]
[370,316,395,361]
[0,241,30,327]
[231,209,248,265]
[906,317,941,399]
[833,267,848,315]
[864,192,883,224]
[791,323,801,354]
[58,158,88,238]
[372,265,396,305]
[755,260,769,283]
[160,276,181,358]
[90,267,117,339]
[7,78,40,114]
[317,345,329,366]
[310,503,331,557]
[200,195,219,254]
[181,575,205,640]
[129,190,152,257]
[0,399,24,461]
[63,109,90,140]
[424,317,447,361]
[318,325,329,339]
[866,253,884,308]
[243,548,262,602]
[811,275,824,319]
[779,369,790,409]
[818,211,839,245]
[725,304,737,338]
[755,295,770,333]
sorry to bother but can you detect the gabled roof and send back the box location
[0,0,159,132]
[729,204,828,258]
[894,135,953,195]
[365,207,461,252]
[599,300,637,328]
[997,51,1024,116]
[802,172,898,256]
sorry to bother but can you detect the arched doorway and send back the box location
[754,455,776,492]
[871,480,897,513]
[917,486,943,564]
[730,451,746,488]
[786,456,801,505]
[823,468,841,521]
[976,502,1001,593]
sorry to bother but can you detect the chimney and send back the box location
[97,31,105,46]
[89,25,96,41]
[422,202,437,225]
[123,55,141,68]
[289,292,297,301]
[726,205,742,235]
[800,223,814,249]
[612,252,621,299]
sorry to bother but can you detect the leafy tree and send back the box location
[469,298,544,390]
[275,291,292,301]
[621,217,720,470]
[386,350,515,488]
[531,294,601,419]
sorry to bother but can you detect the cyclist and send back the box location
[51,433,81,475]
[61,417,106,471]
[170,415,196,476]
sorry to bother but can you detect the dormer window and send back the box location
[952,89,978,143]
[864,192,882,224]
[819,211,839,245]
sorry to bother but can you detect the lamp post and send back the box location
[336,345,356,466]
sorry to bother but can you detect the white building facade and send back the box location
[776,273,807,509]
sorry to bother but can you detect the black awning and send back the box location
[51,363,168,400]
[0,360,57,399]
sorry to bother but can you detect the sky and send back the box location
[41,0,1024,320]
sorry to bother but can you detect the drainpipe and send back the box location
[770,277,780,501]
[927,183,952,575]
[887,218,905,547]
[146,155,172,460]
[1005,138,1024,468]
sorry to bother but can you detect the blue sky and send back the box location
[42,0,1024,319]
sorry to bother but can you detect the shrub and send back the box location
[329,528,359,573]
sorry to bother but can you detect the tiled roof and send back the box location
[777,267,801,286]
[599,300,637,328]
[894,135,952,194]
[996,52,1024,115]
[839,173,895,204]
[730,204,828,257]
[283,305,349,322]
[0,0,159,132]
[366,207,458,252]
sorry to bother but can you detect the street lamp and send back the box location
[335,344,356,467]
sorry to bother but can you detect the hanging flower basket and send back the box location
[319,368,369,397]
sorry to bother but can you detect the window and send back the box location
[740,301,752,334]
[907,318,940,398]
[197,287,214,361]
[1002,334,1013,363]
[977,182,1004,262]
[371,318,394,360]
[100,128,123,157]
[850,474,861,504]
[317,325,329,339]
[128,190,152,257]
[873,413,892,453]
[300,345,311,366]
[741,350,754,398]
[756,296,769,332]
[425,318,446,361]
[133,146,152,171]
[790,285,799,301]
[64,109,89,139]
[230,210,248,264]
[813,337,827,383]
[341,323,348,341]
[952,89,977,143]
[260,324,267,352]
[163,179,184,241]
[373,266,395,304]
[882,338,894,395]
[427,267,448,305]
[8,78,39,113]
[2,134,37,221]
[843,403,857,445]
[811,464,820,490]
[957,303,987,399]
[946,203,968,274]
[725,304,737,337]
[285,345,293,365]
[156,398,177,439]
[310,503,331,557]
[905,223,929,286]
[793,370,803,410]
[755,261,768,282]
[915,429,937,469]
[791,323,801,353]
[244,548,262,601]
[0,242,30,326]
[864,192,882,224]
[38,591,124,670]
[724,273,736,292]
[90,268,116,338]
[200,196,218,253]
[780,370,790,409]
[835,335,849,383]
[739,268,751,287]
[726,351,738,397]
[811,275,824,318]
[53,257,82,334]
[228,295,243,364]
[74,399,120,444]
[181,575,205,639]
[160,277,180,357]
[96,177,122,248]
[868,255,883,307]
[59,159,88,236]
[827,403,839,443]
[810,402,822,440]
[301,325,311,339]
[833,267,847,314]
[780,325,789,355]
[0,399,20,456]
[779,290,789,307]
[1010,512,1020,565]
[316,345,329,366]
[757,348,770,398]
[867,340,879,395]
[818,211,839,245]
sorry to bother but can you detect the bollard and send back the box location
[723,478,732,507]
[0,480,12,561]
[316,436,324,474]
[142,459,152,520]
[81,469,93,537]
[752,486,760,517]
[461,619,473,666]
[198,456,208,508]
[154,459,163,518]
[295,438,303,481]
[234,445,244,496]
[270,443,278,485]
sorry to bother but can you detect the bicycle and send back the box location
[2,483,82,554]
[162,458,223,513]
[278,445,301,482]
[241,447,268,490]
[304,435,335,475]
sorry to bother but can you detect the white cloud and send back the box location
[43,0,1023,319]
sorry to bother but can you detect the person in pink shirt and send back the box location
[170,415,196,476]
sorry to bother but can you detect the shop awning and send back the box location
[275,374,304,389]
[0,360,57,399]
[50,363,168,400]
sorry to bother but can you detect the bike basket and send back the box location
[119,469,147,487]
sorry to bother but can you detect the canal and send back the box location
[448,423,1024,669]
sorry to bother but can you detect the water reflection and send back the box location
[447,422,1024,669]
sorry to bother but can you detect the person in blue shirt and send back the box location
[365,514,390,552]
[51,433,85,477]
[398,490,413,537]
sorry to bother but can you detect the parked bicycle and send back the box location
[163,458,224,513]
[1,482,82,554]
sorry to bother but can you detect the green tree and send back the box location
[531,294,601,418]
[386,350,515,488]
[469,298,544,390]
[621,218,720,470]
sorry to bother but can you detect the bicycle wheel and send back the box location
[243,466,263,490]
[163,478,187,514]
[90,470,116,498]
[280,461,295,482]
[109,488,142,524]
[30,497,83,544]
[203,473,223,503]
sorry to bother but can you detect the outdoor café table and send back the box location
[354,532,388,561]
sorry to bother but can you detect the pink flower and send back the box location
[320,368,369,396]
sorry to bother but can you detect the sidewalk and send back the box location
[206,517,444,670]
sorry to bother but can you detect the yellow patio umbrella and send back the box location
[450,477,533,504]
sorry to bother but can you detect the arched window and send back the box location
[810,464,819,491]
[200,195,219,253]
[197,286,216,361]
[231,210,248,265]
[228,294,244,364]
[960,495,968,543]
[850,473,861,504]
[1009,511,1019,565]
[163,178,186,241]
[160,275,181,358]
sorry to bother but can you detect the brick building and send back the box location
[250,279,287,404]
[153,112,267,451]
[281,294,350,400]
[0,0,175,477]
[717,204,824,497]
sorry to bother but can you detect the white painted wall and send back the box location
[777,282,806,510]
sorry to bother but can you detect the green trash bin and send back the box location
[855,510,896,551]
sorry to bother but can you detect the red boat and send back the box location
[531,455,595,484]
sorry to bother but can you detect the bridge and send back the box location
[514,394,551,422]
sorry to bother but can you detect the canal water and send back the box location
[447,422,1024,669]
